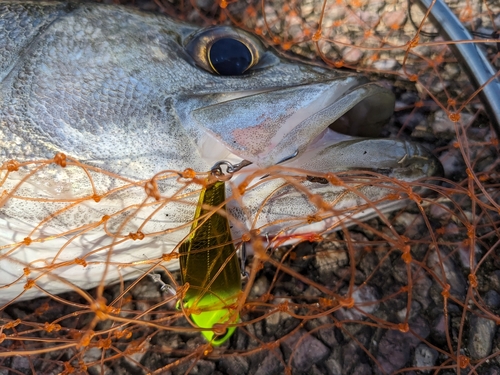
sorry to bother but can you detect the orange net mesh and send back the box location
[1,1,499,374]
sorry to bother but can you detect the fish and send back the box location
[0,1,443,306]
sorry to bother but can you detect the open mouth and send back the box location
[190,77,396,169]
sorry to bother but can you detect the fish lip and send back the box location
[186,77,396,168]
[293,137,444,179]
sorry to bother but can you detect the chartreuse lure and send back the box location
[179,179,241,345]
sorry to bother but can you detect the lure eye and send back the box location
[209,38,252,76]
[185,26,272,76]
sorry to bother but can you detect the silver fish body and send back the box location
[0,1,442,304]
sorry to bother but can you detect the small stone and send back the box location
[218,356,249,375]
[83,348,113,375]
[485,290,500,309]
[342,341,364,374]
[250,275,270,298]
[234,325,249,351]
[429,203,452,222]
[358,10,380,27]
[352,363,373,375]
[317,325,339,348]
[431,110,456,135]
[407,316,430,346]
[491,271,500,293]
[193,360,216,375]
[427,249,466,298]
[335,285,379,320]
[381,10,407,29]
[376,330,411,373]
[10,357,30,373]
[392,212,423,238]
[130,279,161,300]
[254,353,284,375]
[124,341,149,369]
[315,247,348,279]
[377,317,430,374]
[309,364,328,375]
[413,343,438,373]
[412,273,433,309]
[468,315,496,360]
[281,329,330,372]
[324,357,342,375]
[342,47,364,64]
[456,241,479,268]
[373,58,398,71]
[486,366,500,375]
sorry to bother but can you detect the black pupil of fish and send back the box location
[209,38,252,76]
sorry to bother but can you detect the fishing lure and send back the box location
[178,174,242,345]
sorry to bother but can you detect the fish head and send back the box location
[174,25,400,169]
[0,2,440,182]
[171,22,443,253]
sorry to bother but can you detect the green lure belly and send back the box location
[179,179,241,345]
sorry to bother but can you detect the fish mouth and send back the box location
[190,76,397,168]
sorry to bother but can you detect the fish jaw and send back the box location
[224,138,443,245]
[183,78,396,168]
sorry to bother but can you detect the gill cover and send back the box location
[179,180,241,345]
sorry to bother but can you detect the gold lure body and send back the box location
[179,179,241,345]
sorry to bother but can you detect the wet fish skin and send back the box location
[0,1,442,303]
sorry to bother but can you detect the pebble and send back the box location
[218,356,249,374]
[9,357,30,374]
[352,363,373,375]
[376,316,429,373]
[485,366,500,375]
[342,47,364,64]
[254,352,284,375]
[264,305,296,337]
[130,279,162,300]
[324,356,343,375]
[490,270,500,293]
[281,329,330,372]
[485,290,500,309]
[83,348,113,375]
[427,249,467,298]
[314,246,348,279]
[376,330,412,373]
[336,285,379,320]
[428,203,452,222]
[468,315,497,360]
[250,275,270,298]
[381,10,407,29]
[317,326,339,348]
[341,340,365,374]
[413,343,439,374]
[411,272,433,309]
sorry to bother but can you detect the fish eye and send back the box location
[185,26,266,76]
[209,38,252,75]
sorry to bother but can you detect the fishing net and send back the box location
[0,0,499,374]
